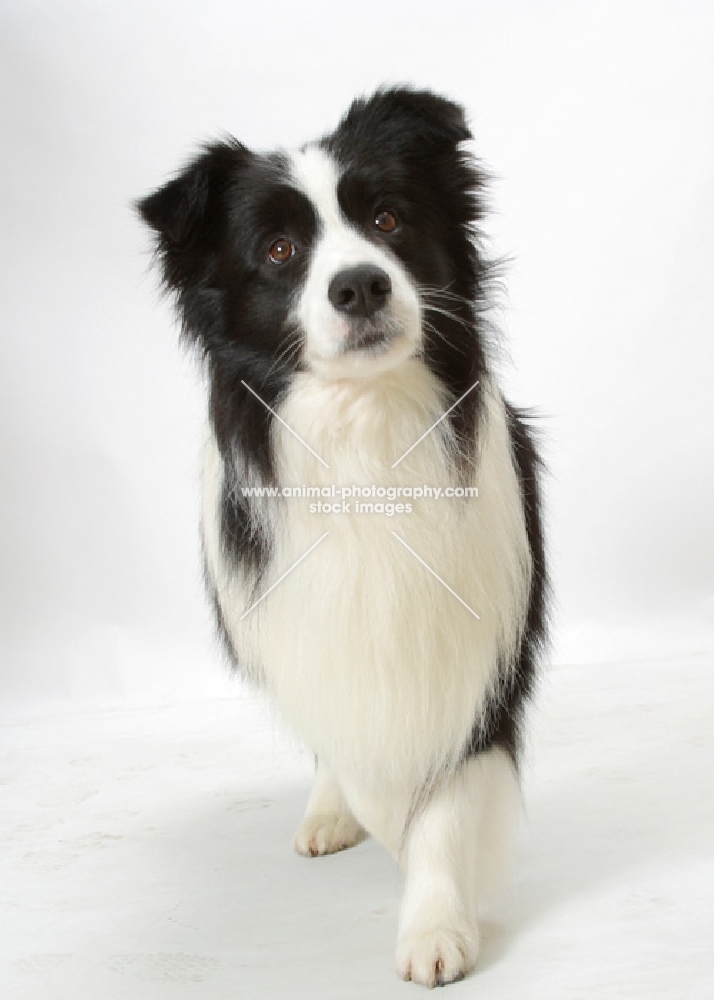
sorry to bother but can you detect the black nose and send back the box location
[328,265,392,318]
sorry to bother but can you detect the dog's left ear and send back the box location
[385,87,471,149]
[337,87,472,156]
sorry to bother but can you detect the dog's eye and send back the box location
[268,238,295,264]
[374,210,398,234]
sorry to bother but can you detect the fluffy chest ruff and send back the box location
[202,366,531,790]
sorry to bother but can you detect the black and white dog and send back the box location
[139,87,546,988]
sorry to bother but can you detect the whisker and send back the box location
[261,328,303,383]
[422,319,468,357]
[422,303,474,331]
[418,283,472,306]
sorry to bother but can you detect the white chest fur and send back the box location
[202,360,530,792]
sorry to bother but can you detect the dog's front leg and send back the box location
[396,748,519,988]
[294,759,367,857]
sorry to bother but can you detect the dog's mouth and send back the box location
[339,319,402,355]
[303,311,418,380]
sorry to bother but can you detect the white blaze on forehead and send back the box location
[288,144,345,231]
[287,143,423,378]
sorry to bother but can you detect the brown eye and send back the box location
[375,210,398,234]
[268,238,295,263]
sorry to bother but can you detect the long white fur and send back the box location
[395,748,520,985]
[201,145,531,986]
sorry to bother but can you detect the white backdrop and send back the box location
[1,0,713,715]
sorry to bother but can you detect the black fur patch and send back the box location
[465,405,548,767]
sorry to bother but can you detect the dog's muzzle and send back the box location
[329,265,398,352]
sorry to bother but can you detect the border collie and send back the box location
[138,86,546,988]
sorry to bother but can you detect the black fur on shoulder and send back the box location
[465,405,548,766]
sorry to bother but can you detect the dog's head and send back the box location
[138,87,484,388]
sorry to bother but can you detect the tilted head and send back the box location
[138,87,488,446]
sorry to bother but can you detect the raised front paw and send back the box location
[293,810,365,857]
[396,921,479,988]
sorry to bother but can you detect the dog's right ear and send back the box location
[136,139,250,291]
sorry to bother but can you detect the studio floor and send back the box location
[2,654,713,999]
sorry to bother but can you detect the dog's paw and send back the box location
[396,922,479,988]
[293,811,365,857]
